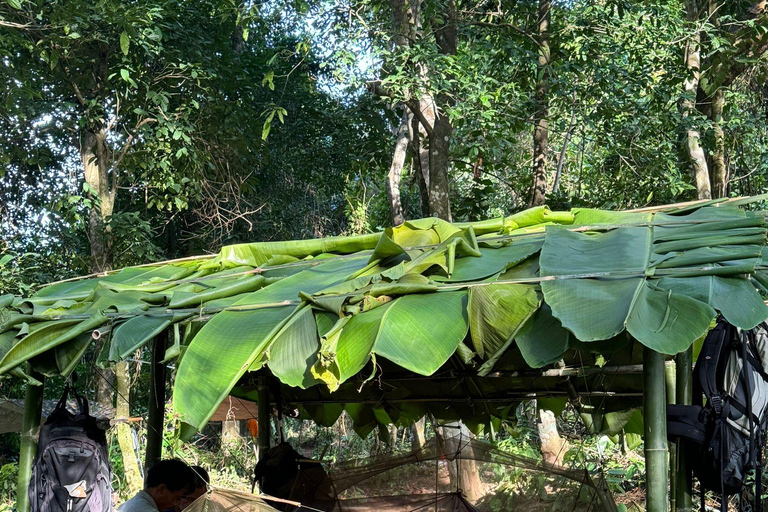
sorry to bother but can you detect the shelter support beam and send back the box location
[666,361,676,512]
[146,331,168,469]
[675,348,693,512]
[644,347,669,512]
[17,365,45,512]
[257,376,270,460]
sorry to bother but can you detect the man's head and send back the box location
[177,466,209,511]
[144,460,195,510]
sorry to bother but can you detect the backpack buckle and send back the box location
[711,395,724,415]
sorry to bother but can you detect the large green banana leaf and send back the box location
[540,207,766,354]
[174,255,369,431]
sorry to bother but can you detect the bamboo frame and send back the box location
[16,365,44,512]
[257,376,271,460]
[644,348,669,512]
[675,348,694,512]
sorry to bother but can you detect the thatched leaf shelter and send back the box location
[4,195,768,512]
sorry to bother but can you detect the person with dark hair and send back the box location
[118,460,195,512]
[176,466,209,511]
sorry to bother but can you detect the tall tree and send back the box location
[682,0,711,199]
[530,0,551,206]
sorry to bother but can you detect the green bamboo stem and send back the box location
[666,360,677,512]
[257,376,271,461]
[675,348,693,512]
[644,347,669,512]
[17,364,44,512]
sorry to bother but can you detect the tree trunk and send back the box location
[81,128,115,273]
[115,361,142,495]
[411,417,426,451]
[409,117,431,217]
[81,128,119,413]
[553,93,577,194]
[386,109,410,225]
[530,0,550,207]
[710,89,726,198]
[428,112,453,221]
[538,408,567,466]
[222,419,242,444]
[441,423,483,501]
[682,0,711,200]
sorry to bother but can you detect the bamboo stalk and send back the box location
[17,364,44,512]
[257,376,271,461]
[666,360,677,512]
[644,347,669,512]
[675,348,693,512]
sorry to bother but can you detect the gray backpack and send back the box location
[668,319,768,512]
[28,385,113,512]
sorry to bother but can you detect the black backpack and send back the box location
[667,318,768,512]
[29,385,113,512]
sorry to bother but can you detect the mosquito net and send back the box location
[188,430,617,512]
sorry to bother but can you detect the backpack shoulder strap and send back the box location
[694,318,733,413]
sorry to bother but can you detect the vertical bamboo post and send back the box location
[675,347,693,512]
[17,365,45,512]
[666,361,677,512]
[145,331,168,469]
[257,376,271,460]
[644,347,669,512]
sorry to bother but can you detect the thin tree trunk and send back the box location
[683,0,711,200]
[428,112,453,221]
[538,408,568,466]
[386,109,410,225]
[411,417,426,451]
[82,129,117,411]
[416,96,436,215]
[222,419,242,444]
[530,0,550,207]
[553,94,577,194]
[441,423,483,501]
[115,361,142,495]
[81,129,115,273]
[710,89,726,198]
[427,0,457,221]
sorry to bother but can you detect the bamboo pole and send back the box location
[145,331,168,469]
[644,347,669,512]
[17,365,45,512]
[666,360,677,512]
[675,348,693,512]
[257,376,271,461]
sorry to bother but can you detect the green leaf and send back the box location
[0,314,106,374]
[373,291,468,375]
[445,239,543,282]
[514,303,571,368]
[120,69,130,82]
[120,31,130,56]
[657,275,768,330]
[268,305,321,389]
[539,223,724,353]
[168,275,265,308]
[261,119,271,140]
[468,283,538,359]
[174,256,368,432]
[55,332,93,376]
[109,314,179,362]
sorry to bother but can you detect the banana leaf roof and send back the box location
[2,196,768,439]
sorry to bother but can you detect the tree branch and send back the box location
[406,99,434,138]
